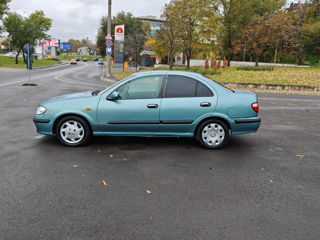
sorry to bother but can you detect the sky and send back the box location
[8,0,171,43]
[8,0,300,43]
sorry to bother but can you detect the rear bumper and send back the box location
[231,117,261,135]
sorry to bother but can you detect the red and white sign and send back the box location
[115,25,125,41]
[40,39,59,47]
[105,33,112,40]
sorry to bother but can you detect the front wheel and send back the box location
[196,119,229,149]
[56,116,91,147]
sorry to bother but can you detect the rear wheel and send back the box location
[56,116,91,147]
[196,119,229,149]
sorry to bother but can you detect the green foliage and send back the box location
[236,66,274,71]
[0,56,58,68]
[3,11,52,63]
[0,0,10,19]
[97,11,149,65]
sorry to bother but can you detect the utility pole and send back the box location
[106,0,112,78]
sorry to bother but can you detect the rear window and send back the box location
[165,75,213,98]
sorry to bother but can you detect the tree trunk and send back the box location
[274,45,278,63]
[186,48,191,69]
[255,55,259,67]
[16,47,22,64]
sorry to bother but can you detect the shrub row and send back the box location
[236,66,274,71]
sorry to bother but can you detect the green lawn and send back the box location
[0,56,59,68]
[113,66,320,86]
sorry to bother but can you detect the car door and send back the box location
[97,74,164,134]
[159,74,216,133]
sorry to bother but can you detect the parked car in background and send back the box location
[33,71,261,148]
[91,58,100,62]
[74,57,79,61]
[98,59,104,65]
[83,58,88,62]
[70,59,77,65]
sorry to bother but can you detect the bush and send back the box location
[187,68,221,75]
[236,66,274,71]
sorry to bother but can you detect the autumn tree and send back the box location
[3,11,52,63]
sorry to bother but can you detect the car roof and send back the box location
[132,70,203,79]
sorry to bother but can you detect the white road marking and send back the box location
[0,79,28,87]
[54,75,105,88]
[259,97,320,103]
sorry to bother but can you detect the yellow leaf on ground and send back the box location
[261,168,264,171]
[109,154,113,158]
[73,165,78,168]
[296,154,304,158]
[102,180,107,186]
[269,180,273,183]
[146,190,152,194]
[122,158,128,161]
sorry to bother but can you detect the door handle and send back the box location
[200,102,211,107]
[147,104,158,109]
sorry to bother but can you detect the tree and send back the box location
[0,0,10,19]
[299,21,320,65]
[3,11,52,63]
[154,1,184,69]
[218,0,285,66]
[97,12,149,66]
[67,39,81,52]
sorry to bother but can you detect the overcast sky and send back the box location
[8,0,299,43]
[8,0,171,43]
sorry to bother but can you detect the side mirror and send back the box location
[108,91,120,101]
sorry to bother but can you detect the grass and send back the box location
[236,66,274,71]
[113,66,320,86]
[0,56,59,68]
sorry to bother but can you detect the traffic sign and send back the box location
[106,39,112,47]
[106,47,112,55]
[105,33,112,40]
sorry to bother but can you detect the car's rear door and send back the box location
[97,74,164,134]
[159,74,216,133]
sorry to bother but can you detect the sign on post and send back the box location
[106,47,112,55]
[106,40,112,47]
[105,33,112,40]
[23,44,34,70]
[114,25,125,65]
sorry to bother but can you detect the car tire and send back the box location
[56,116,91,147]
[196,119,229,149]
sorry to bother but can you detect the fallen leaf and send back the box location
[269,180,273,183]
[82,174,85,177]
[109,154,114,158]
[73,165,78,168]
[102,180,107,186]
[97,149,101,153]
[122,158,128,161]
[146,190,152,194]
[261,168,264,171]
[209,166,214,170]
[56,158,59,161]
[296,154,304,158]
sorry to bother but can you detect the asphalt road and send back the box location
[0,63,320,240]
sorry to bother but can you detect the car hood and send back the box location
[42,91,94,105]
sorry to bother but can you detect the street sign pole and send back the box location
[28,45,30,83]
[106,0,112,78]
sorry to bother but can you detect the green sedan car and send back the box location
[33,71,261,148]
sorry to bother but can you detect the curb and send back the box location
[221,82,320,92]
[100,75,117,84]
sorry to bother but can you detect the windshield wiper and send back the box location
[91,90,100,96]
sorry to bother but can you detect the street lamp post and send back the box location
[106,0,112,78]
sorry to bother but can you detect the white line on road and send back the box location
[54,75,105,88]
[259,97,320,103]
[0,79,28,87]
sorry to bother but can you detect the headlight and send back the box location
[36,106,47,115]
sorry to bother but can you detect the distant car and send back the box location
[91,58,100,62]
[47,57,60,61]
[74,57,79,61]
[83,58,88,62]
[70,59,77,65]
[33,71,261,148]
[98,59,104,65]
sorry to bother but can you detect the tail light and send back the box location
[251,102,259,113]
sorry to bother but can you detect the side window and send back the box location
[165,75,196,98]
[164,75,213,98]
[197,81,213,97]
[117,75,163,99]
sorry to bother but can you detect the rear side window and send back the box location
[165,75,213,98]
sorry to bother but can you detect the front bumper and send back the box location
[33,117,53,135]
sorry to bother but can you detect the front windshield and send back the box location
[98,75,133,95]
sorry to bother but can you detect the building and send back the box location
[138,16,165,67]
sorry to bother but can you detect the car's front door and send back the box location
[97,75,164,134]
[160,75,216,133]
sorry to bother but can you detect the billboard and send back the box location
[40,39,59,47]
[60,42,71,50]
[114,25,125,65]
